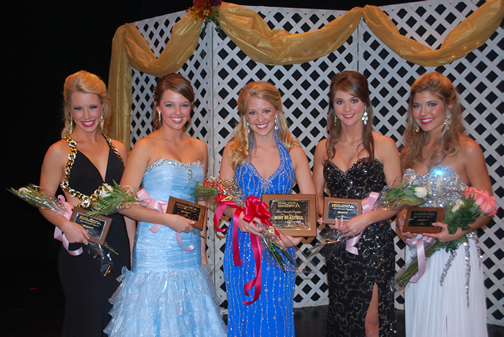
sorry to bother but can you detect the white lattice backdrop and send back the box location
[128,0,504,325]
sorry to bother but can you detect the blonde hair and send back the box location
[230,81,298,169]
[152,73,195,131]
[325,71,374,164]
[61,70,111,137]
[402,72,465,170]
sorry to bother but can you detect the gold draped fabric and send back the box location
[108,0,504,146]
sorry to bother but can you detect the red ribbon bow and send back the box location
[212,194,279,305]
[241,196,278,305]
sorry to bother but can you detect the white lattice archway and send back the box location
[128,0,504,326]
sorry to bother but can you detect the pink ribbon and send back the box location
[54,195,83,256]
[137,188,194,251]
[406,236,436,282]
[345,192,380,255]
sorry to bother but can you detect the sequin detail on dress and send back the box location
[323,158,397,337]
[403,166,488,337]
[104,159,226,336]
[224,133,296,337]
[403,167,483,306]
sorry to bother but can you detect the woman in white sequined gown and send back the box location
[399,72,493,337]
[104,74,226,336]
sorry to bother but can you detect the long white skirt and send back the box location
[405,236,487,337]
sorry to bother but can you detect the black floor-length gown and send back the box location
[59,135,130,336]
[323,158,396,337]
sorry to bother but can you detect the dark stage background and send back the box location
[3,0,419,259]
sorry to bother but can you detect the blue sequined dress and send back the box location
[104,159,226,337]
[403,167,487,337]
[224,135,296,337]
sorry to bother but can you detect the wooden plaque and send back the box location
[167,197,206,230]
[403,207,445,233]
[262,194,317,237]
[323,197,362,224]
[70,207,113,245]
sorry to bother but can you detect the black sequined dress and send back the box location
[323,158,396,337]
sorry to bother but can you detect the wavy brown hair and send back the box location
[230,81,298,170]
[152,73,195,131]
[325,71,374,164]
[401,72,465,170]
[61,70,111,137]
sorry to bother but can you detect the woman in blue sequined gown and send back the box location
[219,81,316,337]
[312,71,401,337]
[399,72,493,337]
[104,74,226,336]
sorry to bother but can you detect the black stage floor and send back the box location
[2,258,503,336]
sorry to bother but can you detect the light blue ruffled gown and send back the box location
[104,159,226,337]
[224,135,296,337]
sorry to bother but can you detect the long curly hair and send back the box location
[229,81,298,170]
[325,71,374,164]
[401,72,465,170]
[152,73,195,131]
[61,70,111,137]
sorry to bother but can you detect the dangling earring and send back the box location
[334,114,338,125]
[362,107,368,126]
[100,115,104,130]
[414,122,419,133]
[246,121,250,134]
[70,116,73,134]
[444,111,451,128]
[274,116,279,131]
[158,110,162,124]
[442,111,451,136]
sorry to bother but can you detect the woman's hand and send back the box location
[333,213,370,237]
[237,212,264,236]
[423,222,466,242]
[60,220,89,245]
[280,234,302,247]
[397,213,417,240]
[327,216,342,230]
[165,214,195,233]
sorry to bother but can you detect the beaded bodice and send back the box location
[402,166,467,208]
[323,158,386,199]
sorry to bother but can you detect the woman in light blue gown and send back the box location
[399,72,493,337]
[104,74,226,336]
[219,81,316,337]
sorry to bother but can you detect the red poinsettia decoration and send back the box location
[188,0,222,32]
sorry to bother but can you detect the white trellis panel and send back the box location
[129,0,504,325]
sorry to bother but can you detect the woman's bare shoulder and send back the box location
[45,138,70,158]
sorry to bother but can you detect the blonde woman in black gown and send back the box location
[39,71,134,336]
[313,71,401,337]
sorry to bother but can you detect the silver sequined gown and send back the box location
[403,167,487,337]
[323,158,397,337]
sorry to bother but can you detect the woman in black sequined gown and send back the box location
[313,71,401,337]
[39,71,135,336]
